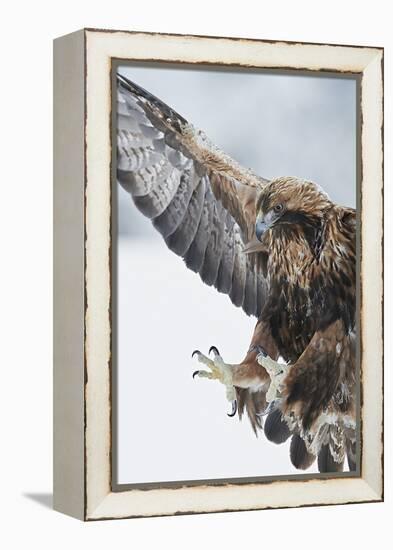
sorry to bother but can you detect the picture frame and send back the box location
[53,28,383,520]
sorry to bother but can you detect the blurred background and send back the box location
[116,64,357,484]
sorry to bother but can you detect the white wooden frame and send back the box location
[53,28,384,521]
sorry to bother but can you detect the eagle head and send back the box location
[255,176,332,242]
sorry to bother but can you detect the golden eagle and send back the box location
[117,74,356,473]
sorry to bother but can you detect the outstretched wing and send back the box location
[117,74,269,317]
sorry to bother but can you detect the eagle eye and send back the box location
[274,203,283,213]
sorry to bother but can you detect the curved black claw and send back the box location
[209,345,220,356]
[192,370,200,379]
[192,350,201,359]
[227,400,237,417]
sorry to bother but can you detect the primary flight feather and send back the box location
[117,73,357,473]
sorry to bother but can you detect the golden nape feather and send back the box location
[117,73,357,474]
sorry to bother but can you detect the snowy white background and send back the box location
[116,66,356,484]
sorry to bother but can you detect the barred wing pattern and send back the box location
[117,74,269,317]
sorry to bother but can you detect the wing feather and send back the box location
[200,197,226,286]
[216,213,236,294]
[165,177,205,256]
[153,165,197,238]
[184,196,213,273]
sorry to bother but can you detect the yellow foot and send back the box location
[192,346,237,416]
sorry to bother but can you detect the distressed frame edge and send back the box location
[78,29,383,520]
[83,26,384,55]
[53,29,86,520]
[358,49,384,501]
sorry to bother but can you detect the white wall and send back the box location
[1,1,391,549]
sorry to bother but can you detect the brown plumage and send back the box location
[117,74,357,473]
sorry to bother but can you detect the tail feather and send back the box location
[346,438,357,472]
[264,408,291,444]
[317,444,344,473]
[290,434,316,470]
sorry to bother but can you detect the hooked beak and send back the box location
[255,210,276,241]
[255,220,271,241]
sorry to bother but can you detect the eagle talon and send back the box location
[191,347,236,412]
[209,346,220,356]
[227,400,237,417]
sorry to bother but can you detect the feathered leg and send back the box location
[258,320,356,472]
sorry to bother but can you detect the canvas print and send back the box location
[114,64,357,486]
